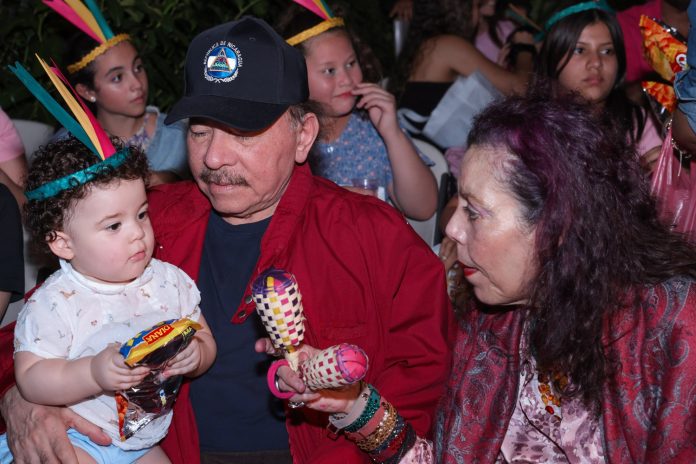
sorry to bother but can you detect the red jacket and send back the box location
[149,164,456,463]
[436,277,696,463]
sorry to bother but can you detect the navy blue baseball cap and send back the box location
[165,17,309,131]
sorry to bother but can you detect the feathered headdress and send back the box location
[43,0,130,74]
[286,0,344,46]
[9,55,129,201]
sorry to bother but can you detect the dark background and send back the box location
[0,0,647,123]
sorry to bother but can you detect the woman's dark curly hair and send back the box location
[388,0,477,98]
[466,91,696,408]
[534,8,645,147]
[24,137,150,256]
[275,3,383,84]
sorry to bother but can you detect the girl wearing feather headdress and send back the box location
[276,1,438,221]
[44,0,190,186]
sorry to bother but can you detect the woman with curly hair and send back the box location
[436,92,696,462]
[274,92,696,463]
[45,0,190,186]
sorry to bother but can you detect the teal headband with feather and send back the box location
[9,55,129,201]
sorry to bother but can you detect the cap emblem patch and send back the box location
[204,42,243,82]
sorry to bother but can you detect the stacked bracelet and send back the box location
[328,384,416,463]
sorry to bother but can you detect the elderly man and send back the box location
[0,17,453,464]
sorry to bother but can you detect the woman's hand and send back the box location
[90,344,149,391]
[353,83,401,140]
[0,386,110,463]
[254,339,363,414]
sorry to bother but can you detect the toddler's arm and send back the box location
[14,346,149,405]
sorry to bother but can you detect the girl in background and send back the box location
[277,4,437,220]
[535,1,662,162]
[47,1,189,186]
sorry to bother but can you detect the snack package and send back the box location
[639,15,687,83]
[117,318,201,440]
[643,81,677,125]
[640,15,688,125]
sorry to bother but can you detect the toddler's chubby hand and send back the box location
[162,337,202,377]
[91,344,149,391]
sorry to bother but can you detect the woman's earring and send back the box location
[90,96,96,102]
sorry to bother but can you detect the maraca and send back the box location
[252,268,369,394]
[252,268,306,370]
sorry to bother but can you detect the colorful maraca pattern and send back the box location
[302,343,369,390]
[253,269,369,390]
[252,268,305,368]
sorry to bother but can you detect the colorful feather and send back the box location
[292,0,333,20]
[36,56,105,159]
[316,0,334,18]
[43,0,106,43]
[84,0,114,39]
[50,61,115,158]
[8,61,98,155]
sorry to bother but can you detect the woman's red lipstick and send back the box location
[463,266,477,277]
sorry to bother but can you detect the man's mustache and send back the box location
[199,168,249,187]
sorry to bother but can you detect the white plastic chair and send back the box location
[11,119,54,165]
[409,139,451,246]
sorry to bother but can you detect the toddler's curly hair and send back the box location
[24,137,150,256]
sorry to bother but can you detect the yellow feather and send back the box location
[64,0,106,43]
[37,55,105,159]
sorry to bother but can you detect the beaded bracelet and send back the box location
[370,413,406,458]
[328,384,416,464]
[345,402,387,442]
[344,386,382,433]
[357,403,398,452]
[382,425,417,464]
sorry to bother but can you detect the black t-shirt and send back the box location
[190,211,288,452]
[0,183,24,304]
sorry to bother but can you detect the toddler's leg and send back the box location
[136,445,171,463]
[74,445,97,464]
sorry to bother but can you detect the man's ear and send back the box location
[47,231,75,261]
[294,112,319,164]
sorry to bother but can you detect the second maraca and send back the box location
[252,268,369,398]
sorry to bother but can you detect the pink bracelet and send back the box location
[267,359,295,399]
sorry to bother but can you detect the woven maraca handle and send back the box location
[301,343,369,390]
